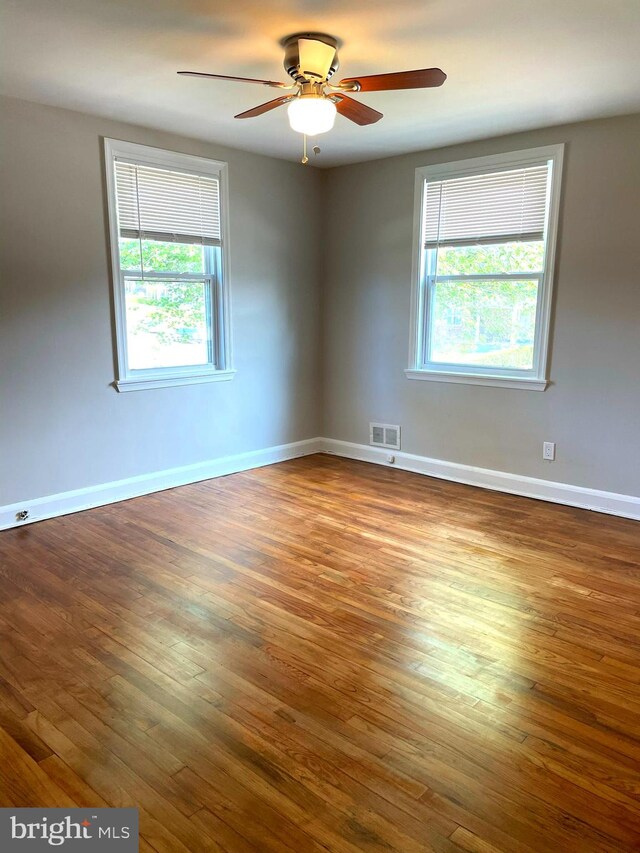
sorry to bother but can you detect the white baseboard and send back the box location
[0,438,322,531]
[319,438,640,522]
[2,436,637,531]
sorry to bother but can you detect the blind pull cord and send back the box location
[134,166,145,282]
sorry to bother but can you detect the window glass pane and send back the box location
[124,279,211,370]
[435,241,544,276]
[429,278,538,369]
[119,239,205,274]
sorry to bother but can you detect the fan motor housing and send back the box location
[281,32,340,82]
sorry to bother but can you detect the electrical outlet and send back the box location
[543,441,556,461]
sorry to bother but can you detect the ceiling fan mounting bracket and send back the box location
[281,32,341,83]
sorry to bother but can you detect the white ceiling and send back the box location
[2,0,639,167]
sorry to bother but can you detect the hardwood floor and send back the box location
[1,454,640,852]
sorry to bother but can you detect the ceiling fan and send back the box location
[178,32,446,156]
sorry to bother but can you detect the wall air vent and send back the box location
[369,422,401,450]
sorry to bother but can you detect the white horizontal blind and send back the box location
[424,164,550,248]
[115,160,222,246]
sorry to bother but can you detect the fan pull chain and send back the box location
[301,134,309,165]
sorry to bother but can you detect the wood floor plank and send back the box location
[0,725,77,807]
[0,454,639,851]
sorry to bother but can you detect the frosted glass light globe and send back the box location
[287,96,337,135]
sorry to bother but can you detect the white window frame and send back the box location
[104,138,234,392]
[406,145,564,391]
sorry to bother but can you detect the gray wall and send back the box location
[0,96,322,505]
[2,98,638,507]
[322,114,640,496]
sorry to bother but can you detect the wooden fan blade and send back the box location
[234,95,294,119]
[338,68,446,92]
[333,94,383,126]
[298,38,336,81]
[178,71,289,89]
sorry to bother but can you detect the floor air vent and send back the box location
[369,423,401,450]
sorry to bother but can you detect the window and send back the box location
[104,139,233,391]
[407,145,563,390]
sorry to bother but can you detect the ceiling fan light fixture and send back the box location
[180,32,447,154]
[287,95,336,135]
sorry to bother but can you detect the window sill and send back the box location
[115,369,236,392]
[404,369,548,391]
